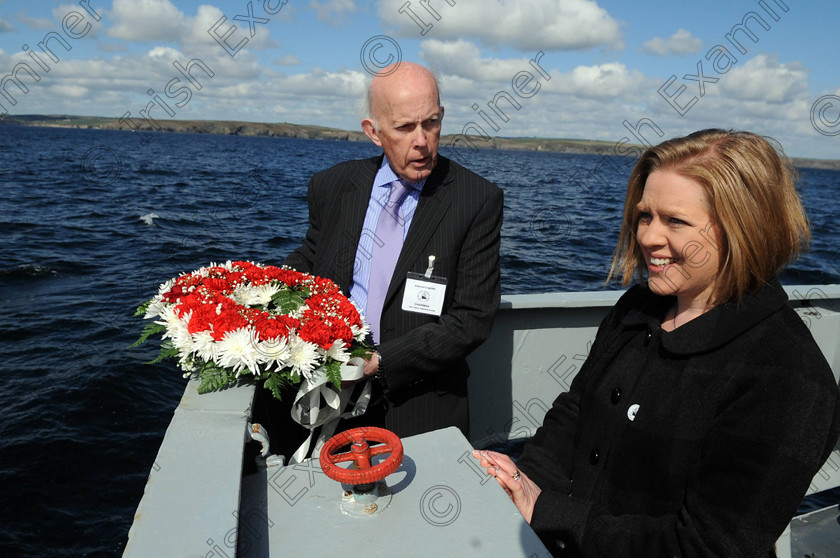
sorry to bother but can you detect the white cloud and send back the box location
[50,84,89,98]
[105,1,277,53]
[148,46,182,60]
[639,29,702,56]
[378,0,623,51]
[108,0,186,42]
[309,0,357,25]
[98,42,129,53]
[420,39,544,82]
[53,3,102,38]
[16,12,53,30]
[274,54,301,66]
[557,62,653,99]
[419,39,651,103]
[0,16,16,32]
[720,54,808,104]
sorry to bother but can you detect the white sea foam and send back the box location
[139,213,159,225]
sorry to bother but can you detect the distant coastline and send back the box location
[3,114,839,170]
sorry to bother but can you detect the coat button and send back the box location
[611,387,621,404]
[589,449,600,465]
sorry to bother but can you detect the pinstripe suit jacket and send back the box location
[284,154,503,436]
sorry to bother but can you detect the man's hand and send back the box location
[362,351,380,377]
[341,351,380,388]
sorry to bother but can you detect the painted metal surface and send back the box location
[123,379,255,558]
[124,286,840,557]
[790,505,840,557]
[260,427,549,557]
[467,286,840,447]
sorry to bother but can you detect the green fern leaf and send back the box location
[325,359,342,391]
[263,373,292,400]
[129,321,166,348]
[197,364,236,394]
[133,297,155,317]
[270,287,309,314]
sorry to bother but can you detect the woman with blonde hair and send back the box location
[476,129,840,557]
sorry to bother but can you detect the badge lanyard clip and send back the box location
[424,255,435,278]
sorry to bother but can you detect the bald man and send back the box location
[282,62,503,442]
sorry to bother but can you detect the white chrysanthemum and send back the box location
[191,331,217,362]
[156,276,177,295]
[170,324,195,357]
[156,306,190,341]
[215,327,260,376]
[351,321,370,343]
[231,283,280,307]
[143,295,170,319]
[255,336,291,371]
[287,335,321,381]
[349,301,370,342]
[325,340,350,363]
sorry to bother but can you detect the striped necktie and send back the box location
[367,180,410,344]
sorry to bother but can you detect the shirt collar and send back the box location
[375,156,426,192]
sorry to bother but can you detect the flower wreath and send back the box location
[132,260,373,400]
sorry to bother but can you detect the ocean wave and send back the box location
[0,264,59,280]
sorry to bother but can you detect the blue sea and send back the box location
[1,125,838,556]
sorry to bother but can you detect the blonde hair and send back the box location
[608,129,810,304]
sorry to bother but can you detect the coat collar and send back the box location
[621,278,790,355]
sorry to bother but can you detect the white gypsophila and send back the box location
[255,336,291,371]
[325,339,350,363]
[231,283,280,308]
[287,335,321,382]
[286,299,311,320]
[191,331,217,362]
[178,356,197,376]
[215,327,261,376]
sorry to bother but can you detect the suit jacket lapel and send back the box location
[385,159,455,303]
[334,157,379,289]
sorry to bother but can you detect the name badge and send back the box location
[402,271,446,316]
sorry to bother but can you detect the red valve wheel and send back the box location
[319,427,404,486]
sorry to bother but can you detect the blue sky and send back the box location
[1,0,838,158]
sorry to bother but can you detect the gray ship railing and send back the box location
[123,286,840,557]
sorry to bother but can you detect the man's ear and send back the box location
[362,118,382,146]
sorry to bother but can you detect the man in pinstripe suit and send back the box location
[283,62,503,439]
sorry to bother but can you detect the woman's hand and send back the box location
[473,450,542,523]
